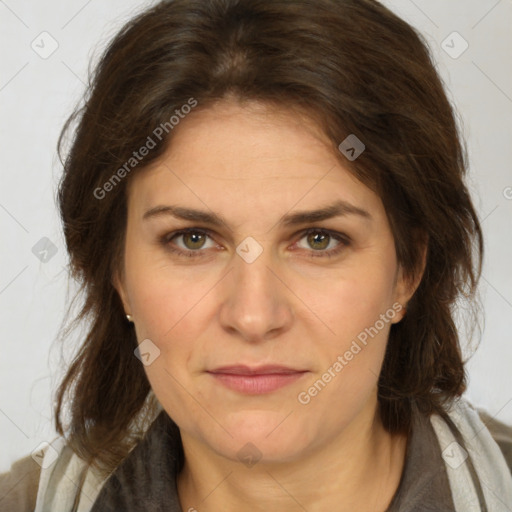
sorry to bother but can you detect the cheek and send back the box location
[123,235,216,338]
[294,269,398,430]
[126,269,215,426]
[125,261,224,389]
[305,257,398,344]
[296,254,399,406]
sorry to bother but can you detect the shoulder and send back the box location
[0,452,41,512]
[430,397,512,509]
[439,398,512,475]
[0,438,109,512]
[476,408,512,475]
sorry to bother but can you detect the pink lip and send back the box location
[207,365,308,394]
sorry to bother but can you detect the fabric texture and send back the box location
[385,401,455,511]
[32,436,106,512]
[2,397,512,512]
[430,399,512,511]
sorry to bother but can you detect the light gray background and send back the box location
[1,0,511,472]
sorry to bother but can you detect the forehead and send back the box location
[156,100,336,177]
[126,100,384,226]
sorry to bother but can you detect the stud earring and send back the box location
[126,314,134,323]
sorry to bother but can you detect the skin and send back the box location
[114,99,424,511]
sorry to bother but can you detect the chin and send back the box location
[204,410,315,465]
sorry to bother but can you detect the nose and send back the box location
[218,245,294,343]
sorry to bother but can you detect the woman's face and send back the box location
[115,99,414,464]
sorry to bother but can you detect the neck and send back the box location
[176,401,408,512]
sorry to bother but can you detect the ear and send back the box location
[111,269,131,316]
[392,237,428,323]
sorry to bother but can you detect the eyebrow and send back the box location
[142,199,372,229]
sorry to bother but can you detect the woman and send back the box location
[1,0,511,510]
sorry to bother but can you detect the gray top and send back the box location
[89,405,457,511]
[386,405,455,511]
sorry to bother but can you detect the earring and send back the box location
[126,314,134,323]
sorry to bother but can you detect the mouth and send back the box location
[207,365,309,394]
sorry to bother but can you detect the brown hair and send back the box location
[55,0,483,475]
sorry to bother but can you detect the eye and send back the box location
[293,228,350,258]
[160,228,217,257]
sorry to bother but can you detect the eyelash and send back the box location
[159,227,351,259]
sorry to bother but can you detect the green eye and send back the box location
[306,231,331,251]
[160,228,216,258]
[295,229,350,258]
[181,231,208,250]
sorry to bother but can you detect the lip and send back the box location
[207,365,308,394]
[209,365,304,375]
